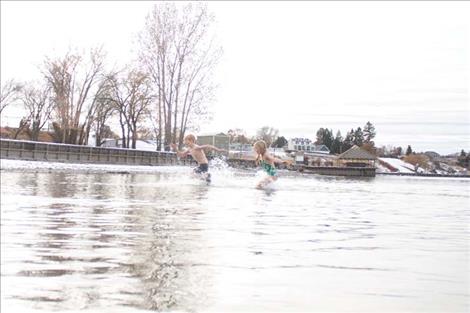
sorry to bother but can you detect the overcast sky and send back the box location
[1,1,469,154]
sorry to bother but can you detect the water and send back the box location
[1,163,469,312]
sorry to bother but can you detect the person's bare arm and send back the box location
[170,143,190,158]
[265,153,292,165]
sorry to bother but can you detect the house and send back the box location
[229,142,253,152]
[196,133,230,151]
[286,137,330,154]
[337,145,376,167]
[228,142,253,159]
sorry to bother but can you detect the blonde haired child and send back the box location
[171,134,227,183]
[253,140,291,189]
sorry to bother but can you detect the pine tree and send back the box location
[363,121,376,144]
[316,128,325,145]
[324,128,334,150]
[396,146,403,156]
[342,129,354,152]
[315,127,334,150]
[353,127,364,146]
[406,145,413,156]
[272,136,288,148]
[332,130,343,154]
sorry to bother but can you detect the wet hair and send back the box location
[184,134,196,143]
[253,140,267,165]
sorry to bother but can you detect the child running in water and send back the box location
[171,134,226,183]
[253,140,291,189]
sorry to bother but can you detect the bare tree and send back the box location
[43,47,106,144]
[108,69,153,149]
[257,126,279,147]
[13,117,30,140]
[126,72,153,149]
[227,128,250,144]
[105,73,130,148]
[0,79,22,115]
[139,2,221,150]
[148,108,163,150]
[18,82,55,141]
[79,79,111,146]
[93,79,116,146]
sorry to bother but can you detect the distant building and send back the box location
[230,142,252,152]
[286,137,330,154]
[196,133,230,151]
[294,151,306,164]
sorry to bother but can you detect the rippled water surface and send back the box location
[1,164,469,312]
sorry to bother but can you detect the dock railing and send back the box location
[0,139,196,166]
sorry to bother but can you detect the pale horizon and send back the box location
[1,1,469,154]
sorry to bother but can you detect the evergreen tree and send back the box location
[396,146,403,156]
[315,128,325,144]
[458,150,469,168]
[342,129,354,152]
[363,121,376,144]
[406,145,413,156]
[315,127,334,150]
[324,128,334,150]
[331,130,343,154]
[353,127,364,146]
[272,136,288,148]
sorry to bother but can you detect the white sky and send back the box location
[1,1,469,154]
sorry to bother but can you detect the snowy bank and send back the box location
[0,159,189,174]
[378,158,416,173]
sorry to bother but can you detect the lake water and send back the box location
[1,162,469,312]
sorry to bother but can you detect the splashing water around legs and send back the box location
[209,156,280,190]
[256,175,277,189]
[209,155,231,171]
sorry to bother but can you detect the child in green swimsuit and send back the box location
[253,140,292,189]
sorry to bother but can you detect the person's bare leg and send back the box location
[256,176,276,189]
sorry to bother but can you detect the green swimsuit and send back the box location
[260,160,277,177]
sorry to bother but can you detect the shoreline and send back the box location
[1,158,469,179]
[2,138,467,178]
[376,172,470,178]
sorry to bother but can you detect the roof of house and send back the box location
[338,145,376,160]
[315,144,330,151]
[290,137,313,144]
[197,132,228,137]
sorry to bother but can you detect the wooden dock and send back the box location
[293,164,376,177]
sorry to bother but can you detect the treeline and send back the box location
[0,3,221,151]
[227,122,377,155]
[227,126,288,148]
[315,121,376,154]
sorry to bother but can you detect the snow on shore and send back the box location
[378,157,416,173]
[375,162,393,173]
[0,159,189,173]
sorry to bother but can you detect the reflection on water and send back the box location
[1,167,469,312]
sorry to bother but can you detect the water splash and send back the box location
[209,155,231,172]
